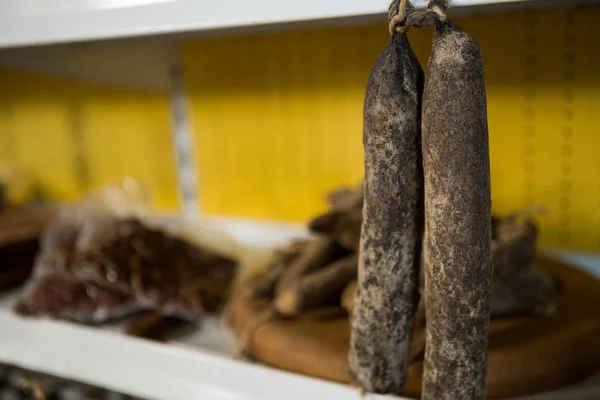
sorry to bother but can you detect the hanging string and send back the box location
[430,0,450,14]
[232,305,277,360]
[425,0,449,22]
[392,0,451,32]
[389,0,409,34]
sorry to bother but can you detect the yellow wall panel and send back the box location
[184,26,384,220]
[0,68,178,210]
[0,69,81,200]
[183,6,600,252]
[0,82,16,165]
[76,85,178,210]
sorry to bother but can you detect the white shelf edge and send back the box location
[543,249,600,278]
[0,0,588,49]
[0,310,400,400]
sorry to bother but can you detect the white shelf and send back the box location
[0,0,589,49]
[0,297,386,400]
[0,218,598,400]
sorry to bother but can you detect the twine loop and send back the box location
[389,0,450,34]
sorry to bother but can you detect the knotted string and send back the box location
[388,0,411,34]
[389,0,451,34]
[232,305,277,360]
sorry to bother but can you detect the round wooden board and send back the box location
[229,257,600,399]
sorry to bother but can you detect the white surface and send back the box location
[0,219,597,400]
[200,216,309,250]
[0,1,596,89]
[0,293,405,400]
[0,303,375,400]
[545,249,600,278]
[0,0,584,49]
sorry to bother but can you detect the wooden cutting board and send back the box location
[229,257,600,399]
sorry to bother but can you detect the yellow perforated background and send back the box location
[0,6,598,252]
[0,68,178,209]
[183,7,600,252]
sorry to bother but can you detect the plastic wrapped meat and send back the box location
[68,217,238,317]
[14,275,140,324]
[14,226,144,323]
[17,216,238,322]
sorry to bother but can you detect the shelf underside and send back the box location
[0,0,597,49]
